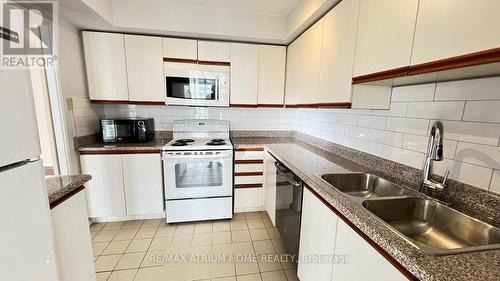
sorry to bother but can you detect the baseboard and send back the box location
[90,213,165,223]
[234,206,265,213]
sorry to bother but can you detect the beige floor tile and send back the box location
[126,238,152,253]
[266,228,280,239]
[175,223,195,235]
[210,262,235,278]
[236,273,262,281]
[155,225,176,238]
[213,277,237,281]
[246,219,265,229]
[213,221,231,232]
[230,220,248,231]
[90,223,106,232]
[232,213,246,220]
[233,242,255,255]
[261,270,287,281]
[253,240,275,255]
[232,230,251,243]
[140,250,167,268]
[249,229,269,241]
[213,243,234,256]
[192,233,213,246]
[186,262,211,280]
[122,220,144,229]
[191,245,212,256]
[257,255,282,273]
[280,258,297,270]
[171,235,193,249]
[93,230,119,242]
[95,254,121,272]
[135,227,157,239]
[142,219,162,228]
[92,242,109,256]
[262,218,274,229]
[259,211,269,219]
[244,212,261,219]
[113,229,138,241]
[284,269,299,281]
[149,237,172,251]
[102,222,125,231]
[90,232,98,239]
[107,269,137,281]
[134,266,170,281]
[271,239,285,254]
[102,240,131,255]
[95,271,111,281]
[213,232,232,245]
[115,252,146,270]
[194,221,213,233]
[235,261,259,275]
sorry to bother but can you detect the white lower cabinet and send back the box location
[332,220,406,281]
[80,153,163,220]
[263,151,277,225]
[298,188,339,281]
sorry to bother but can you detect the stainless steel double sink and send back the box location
[319,173,500,255]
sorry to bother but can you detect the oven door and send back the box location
[163,150,233,199]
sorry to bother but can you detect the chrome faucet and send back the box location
[420,121,449,195]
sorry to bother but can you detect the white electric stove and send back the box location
[162,120,233,223]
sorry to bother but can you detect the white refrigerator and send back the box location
[0,65,60,280]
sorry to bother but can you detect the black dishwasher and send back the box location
[275,160,303,260]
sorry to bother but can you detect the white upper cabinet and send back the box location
[198,41,231,62]
[124,35,165,102]
[298,19,324,104]
[230,43,259,105]
[83,32,129,101]
[353,0,419,77]
[318,0,360,104]
[332,220,406,281]
[411,0,500,65]
[258,45,286,105]
[285,39,303,105]
[162,37,198,60]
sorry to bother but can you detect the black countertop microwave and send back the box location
[100,118,155,143]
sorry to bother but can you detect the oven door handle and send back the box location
[275,162,302,187]
[162,154,231,162]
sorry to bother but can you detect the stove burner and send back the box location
[175,139,195,143]
[207,141,226,146]
[211,139,225,142]
[171,142,188,146]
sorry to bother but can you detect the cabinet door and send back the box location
[298,19,324,104]
[80,155,126,218]
[298,188,338,281]
[83,32,129,101]
[122,154,164,216]
[284,39,303,105]
[230,43,259,105]
[411,0,500,65]
[263,152,277,225]
[353,0,419,77]
[258,45,286,105]
[318,0,360,104]
[162,37,198,60]
[124,35,165,102]
[198,41,231,62]
[332,220,406,281]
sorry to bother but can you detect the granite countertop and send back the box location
[45,175,92,209]
[232,137,500,281]
[78,138,171,153]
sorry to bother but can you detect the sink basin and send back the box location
[363,198,500,255]
[320,173,414,199]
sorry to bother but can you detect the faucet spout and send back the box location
[420,121,446,194]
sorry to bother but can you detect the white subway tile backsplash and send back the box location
[435,77,500,101]
[455,142,500,170]
[490,170,500,193]
[407,101,465,120]
[433,158,493,190]
[336,114,357,125]
[434,120,500,146]
[463,101,500,123]
[385,117,429,135]
[402,134,457,159]
[344,126,369,139]
[381,145,425,169]
[391,83,435,102]
[371,102,408,117]
[355,139,383,156]
[369,129,403,146]
[356,115,386,129]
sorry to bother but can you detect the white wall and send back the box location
[296,76,500,194]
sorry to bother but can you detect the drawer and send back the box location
[235,175,263,185]
[235,150,264,160]
[235,164,264,173]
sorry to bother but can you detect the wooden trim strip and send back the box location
[235,160,264,164]
[163,57,198,64]
[304,184,417,281]
[408,47,500,75]
[235,172,263,177]
[234,183,263,189]
[257,104,285,108]
[235,147,264,152]
[90,100,165,106]
[352,66,409,84]
[230,104,258,108]
[50,186,85,209]
[296,103,318,108]
[198,60,230,66]
[80,150,161,155]
[316,102,352,109]
[128,101,166,106]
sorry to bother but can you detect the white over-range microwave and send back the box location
[164,62,230,107]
